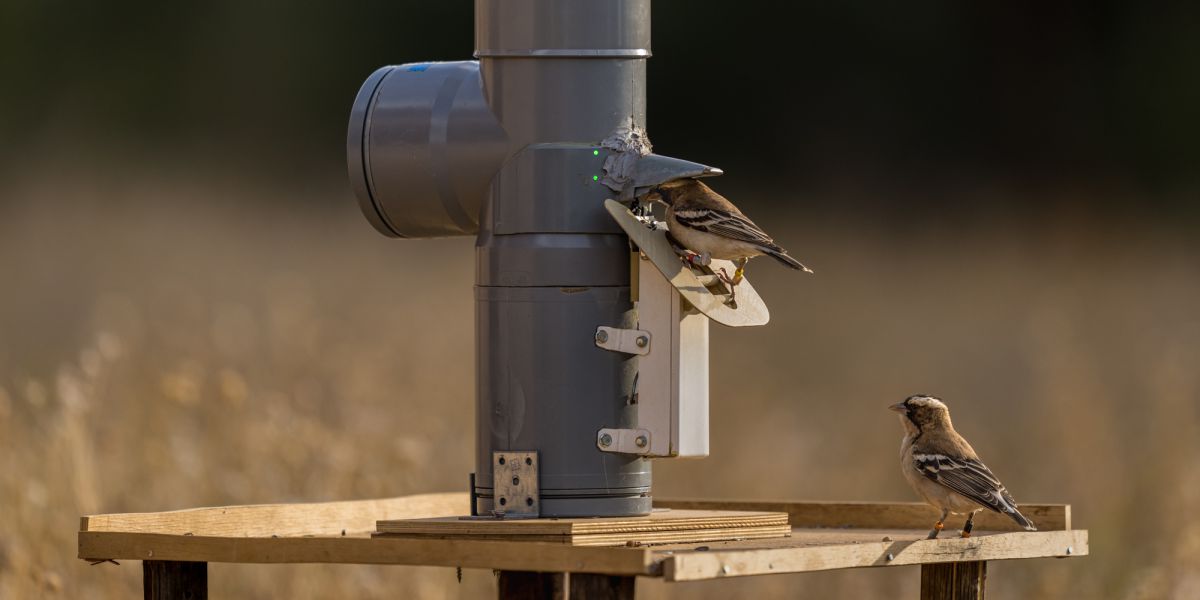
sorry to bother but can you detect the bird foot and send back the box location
[716,268,739,307]
[960,531,972,539]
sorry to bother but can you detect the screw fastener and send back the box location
[635,336,648,348]
[635,435,648,448]
[599,433,613,447]
[595,330,609,344]
[1066,546,1073,555]
[886,553,895,561]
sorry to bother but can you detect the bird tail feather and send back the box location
[764,247,812,273]
[1007,507,1037,531]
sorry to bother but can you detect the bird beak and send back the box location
[887,402,906,414]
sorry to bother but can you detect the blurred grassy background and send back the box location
[2,1,1199,598]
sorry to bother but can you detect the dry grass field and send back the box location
[1,163,1198,598]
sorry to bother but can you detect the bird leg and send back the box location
[927,508,950,540]
[960,512,976,538]
[666,235,711,267]
[714,258,749,307]
[687,251,712,267]
[731,257,748,286]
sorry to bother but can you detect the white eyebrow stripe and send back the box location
[907,395,948,409]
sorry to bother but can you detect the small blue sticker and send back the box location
[407,64,430,72]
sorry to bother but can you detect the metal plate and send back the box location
[492,451,539,518]
[604,199,769,327]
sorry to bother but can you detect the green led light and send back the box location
[592,175,599,181]
[593,149,600,156]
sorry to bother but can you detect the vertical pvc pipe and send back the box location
[473,0,654,517]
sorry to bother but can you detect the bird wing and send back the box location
[912,453,1020,514]
[672,208,778,248]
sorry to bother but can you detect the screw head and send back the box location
[599,433,613,447]
[1066,546,1073,555]
[720,564,731,575]
[886,553,895,561]
[595,330,609,344]
[635,435,648,448]
[512,476,520,486]
[635,336,648,348]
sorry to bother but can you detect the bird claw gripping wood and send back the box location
[716,267,739,307]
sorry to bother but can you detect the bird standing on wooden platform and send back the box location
[643,179,811,301]
[889,395,1037,539]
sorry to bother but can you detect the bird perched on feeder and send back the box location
[642,179,811,298]
[889,394,1037,539]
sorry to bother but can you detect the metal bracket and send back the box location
[492,451,539,518]
[597,428,652,455]
[594,326,651,355]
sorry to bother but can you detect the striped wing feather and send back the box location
[673,208,777,248]
[913,453,1019,514]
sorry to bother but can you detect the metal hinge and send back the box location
[594,326,651,355]
[596,428,653,455]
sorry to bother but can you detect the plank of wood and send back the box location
[382,524,792,547]
[660,529,1087,581]
[378,510,787,535]
[82,492,467,537]
[653,500,1070,532]
[921,561,987,600]
[143,561,206,600]
[378,509,789,546]
[79,532,658,575]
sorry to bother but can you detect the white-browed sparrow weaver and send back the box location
[889,394,1037,539]
[643,179,811,296]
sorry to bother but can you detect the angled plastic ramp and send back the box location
[604,199,768,327]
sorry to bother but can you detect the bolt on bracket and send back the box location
[594,326,651,355]
[492,451,539,518]
[597,428,652,455]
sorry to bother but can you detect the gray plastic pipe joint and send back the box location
[347,61,509,238]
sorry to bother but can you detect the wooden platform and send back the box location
[79,492,1086,584]
[376,509,791,546]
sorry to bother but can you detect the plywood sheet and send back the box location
[376,509,791,547]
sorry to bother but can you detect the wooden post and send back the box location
[498,571,567,599]
[143,561,207,600]
[498,571,635,599]
[920,561,986,600]
[570,573,635,599]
